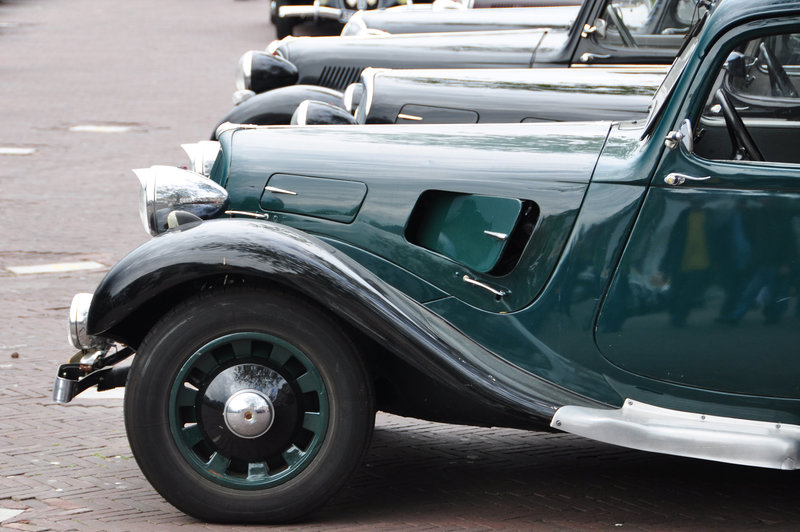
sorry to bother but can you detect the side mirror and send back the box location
[581,18,607,39]
[664,119,694,152]
[593,18,608,39]
[679,119,693,153]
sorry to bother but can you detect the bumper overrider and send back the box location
[53,293,134,403]
[53,154,234,403]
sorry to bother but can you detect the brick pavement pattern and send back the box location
[1,0,800,530]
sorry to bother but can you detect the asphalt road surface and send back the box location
[1,0,800,529]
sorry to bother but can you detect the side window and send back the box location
[594,0,706,50]
[693,31,800,164]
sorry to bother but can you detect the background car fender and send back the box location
[212,85,344,137]
[87,218,605,425]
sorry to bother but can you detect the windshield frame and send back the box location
[641,8,709,137]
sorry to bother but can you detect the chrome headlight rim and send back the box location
[133,166,230,237]
[68,293,94,350]
[235,50,254,91]
[343,82,365,114]
[136,168,157,236]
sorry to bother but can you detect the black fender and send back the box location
[212,85,344,138]
[88,219,602,424]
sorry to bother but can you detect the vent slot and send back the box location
[319,66,362,91]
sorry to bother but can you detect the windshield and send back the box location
[642,6,709,135]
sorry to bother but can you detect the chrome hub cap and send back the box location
[223,389,274,439]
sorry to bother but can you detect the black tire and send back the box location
[124,286,374,523]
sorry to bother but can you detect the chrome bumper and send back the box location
[278,4,344,21]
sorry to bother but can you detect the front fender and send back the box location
[88,219,602,422]
[212,85,344,138]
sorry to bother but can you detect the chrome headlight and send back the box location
[235,51,254,91]
[181,141,221,176]
[235,50,298,94]
[68,293,94,350]
[134,166,229,236]
[292,100,357,126]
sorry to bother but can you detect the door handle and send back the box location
[664,173,711,186]
[579,53,612,63]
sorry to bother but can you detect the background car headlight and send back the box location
[235,50,298,93]
[134,166,229,236]
[181,141,221,176]
[235,51,254,91]
[292,100,358,125]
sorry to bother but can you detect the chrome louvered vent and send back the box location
[319,66,363,91]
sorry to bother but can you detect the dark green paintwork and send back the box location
[260,174,367,223]
[407,192,522,273]
[209,0,800,424]
[222,122,608,312]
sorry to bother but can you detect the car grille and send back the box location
[318,66,362,91]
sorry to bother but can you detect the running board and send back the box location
[551,399,800,470]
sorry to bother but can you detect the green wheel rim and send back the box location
[168,332,329,489]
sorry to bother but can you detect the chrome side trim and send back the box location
[484,230,508,240]
[226,210,269,219]
[264,185,297,195]
[551,399,800,470]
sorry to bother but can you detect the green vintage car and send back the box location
[55,0,800,524]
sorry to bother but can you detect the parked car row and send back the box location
[215,0,699,133]
[54,0,800,525]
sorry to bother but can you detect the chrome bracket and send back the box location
[225,210,269,220]
[462,275,506,299]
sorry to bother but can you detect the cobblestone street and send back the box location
[1,0,800,529]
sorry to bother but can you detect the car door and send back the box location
[597,21,800,398]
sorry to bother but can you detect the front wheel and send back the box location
[124,286,374,523]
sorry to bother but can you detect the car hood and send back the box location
[213,121,612,312]
[359,66,667,124]
[276,28,554,89]
[343,5,580,35]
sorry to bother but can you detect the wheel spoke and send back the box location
[295,371,323,393]
[206,452,231,475]
[269,345,293,367]
[230,339,252,358]
[176,386,198,408]
[181,424,204,448]
[247,462,269,481]
[302,412,324,433]
[282,445,305,467]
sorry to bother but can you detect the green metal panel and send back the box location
[260,174,367,223]
[406,192,522,273]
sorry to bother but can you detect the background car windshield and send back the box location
[600,0,709,48]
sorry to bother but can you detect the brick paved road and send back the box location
[1,0,800,530]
